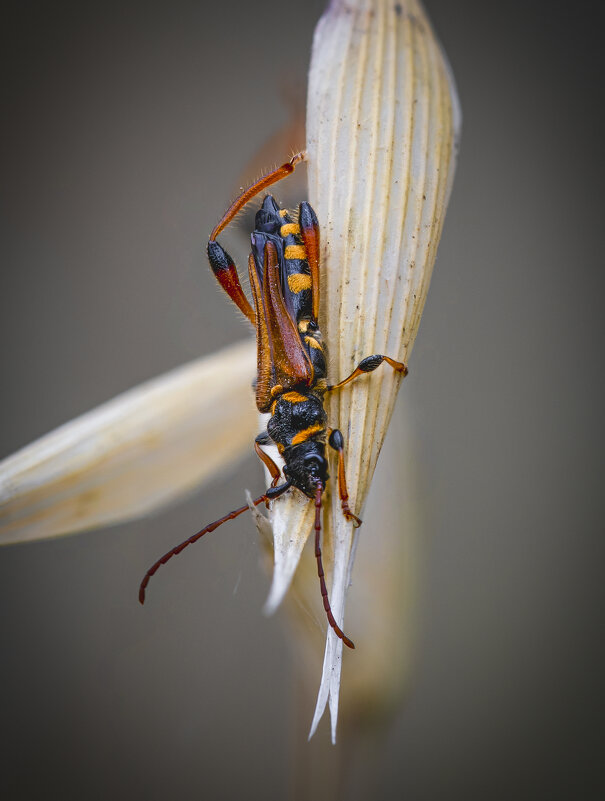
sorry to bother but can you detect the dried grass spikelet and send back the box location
[0,340,257,545]
[261,0,461,741]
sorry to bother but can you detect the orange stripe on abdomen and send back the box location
[287,273,312,293]
[284,245,307,260]
[280,223,301,236]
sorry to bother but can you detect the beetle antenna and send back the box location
[139,482,291,604]
[313,484,355,649]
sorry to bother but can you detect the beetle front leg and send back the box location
[254,432,282,488]
[328,429,362,527]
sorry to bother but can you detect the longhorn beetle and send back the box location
[139,152,408,648]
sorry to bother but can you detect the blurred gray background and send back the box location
[1,1,603,799]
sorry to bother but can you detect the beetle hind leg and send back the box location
[210,151,307,240]
[207,240,256,325]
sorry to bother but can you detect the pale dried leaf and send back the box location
[0,340,257,544]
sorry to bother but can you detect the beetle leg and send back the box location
[254,433,282,488]
[327,354,408,391]
[207,240,255,324]
[210,151,306,240]
[207,152,307,329]
[328,429,362,527]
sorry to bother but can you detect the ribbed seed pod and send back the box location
[264,0,460,740]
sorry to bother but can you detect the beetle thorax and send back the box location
[267,390,329,497]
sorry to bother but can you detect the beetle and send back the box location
[139,152,408,648]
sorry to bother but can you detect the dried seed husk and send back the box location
[263,0,460,740]
[0,340,257,545]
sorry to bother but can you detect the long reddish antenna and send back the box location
[313,485,355,649]
[139,482,291,604]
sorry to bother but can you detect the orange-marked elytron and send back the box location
[139,152,408,648]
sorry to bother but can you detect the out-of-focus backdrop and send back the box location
[1,1,603,799]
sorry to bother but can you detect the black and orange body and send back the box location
[209,177,331,500]
[140,152,408,650]
[247,194,330,498]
